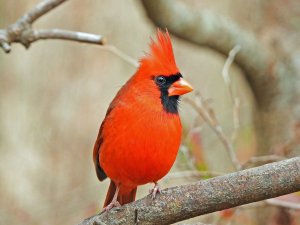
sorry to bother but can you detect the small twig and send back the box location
[180,119,205,170]
[231,98,240,141]
[179,145,198,171]
[238,197,300,210]
[221,45,241,142]
[229,197,300,211]
[184,96,242,170]
[221,194,300,212]
[222,45,241,101]
[0,30,11,53]
[26,29,105,44]
[266,198,300,210]
[0,0,105,52]
[20,0,68,24]
[0,39,11,52]
[101,45,139,67]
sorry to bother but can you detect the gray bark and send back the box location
[78,157,300,225]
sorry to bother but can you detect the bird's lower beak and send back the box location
[168,78,193,96]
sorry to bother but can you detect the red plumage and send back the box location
[139,30,179,76]
[93,30,193,210]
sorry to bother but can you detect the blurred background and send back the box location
[0,0,299,224]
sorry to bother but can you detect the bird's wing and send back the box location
[93,104,116,182]
[93,121,107,181]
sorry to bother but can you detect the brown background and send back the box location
[2,0,299,224]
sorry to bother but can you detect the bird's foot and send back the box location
[149,182,162,199]
[102,200,121,212]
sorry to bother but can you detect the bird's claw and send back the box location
[102,200,121,212]
[149,183,162,199]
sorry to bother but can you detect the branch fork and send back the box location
[0,0,105,53]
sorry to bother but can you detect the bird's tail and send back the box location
[103,180,137,207]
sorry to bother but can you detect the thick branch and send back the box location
[0,0,105,53]
[78,157,300,225]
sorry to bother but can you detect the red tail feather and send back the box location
[103,180,137,207]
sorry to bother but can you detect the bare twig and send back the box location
[78,157,300,225]
[0,0,105,53]
[222,45,241,101]
[180,116,206,171]
[224,195,300,212]
[184,96,242,170]
[266,198,300,210]
[20,0,68,24]
[0,0,141,71]
[238,196,300,210]
[101,45,139,67]
[28,29,104,44]
[221,45,241,142]
[179,144,198,171]
[0,33,11,52]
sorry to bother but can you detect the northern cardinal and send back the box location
[93,30,193,211]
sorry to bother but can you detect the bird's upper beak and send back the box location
[168,78,193,96]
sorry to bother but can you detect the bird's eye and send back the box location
[155,76,166,85]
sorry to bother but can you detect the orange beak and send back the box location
[168,78,193,96]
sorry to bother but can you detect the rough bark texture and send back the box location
[78,157,300,225]
[140,0,299,154]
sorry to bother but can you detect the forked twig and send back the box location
[101,45,139,67]
[183,46,243,170]
[0,0,105,53]
[221,45,241,141]
[184,95,242,170]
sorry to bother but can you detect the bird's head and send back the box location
[133,30,193,113]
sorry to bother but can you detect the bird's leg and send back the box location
[149,182,162,199]
[102,185,121,212]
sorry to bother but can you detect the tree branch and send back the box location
[0,0,105,53]
[221,45,241,142]
[78,157,300,225]
[266,198,300,210]
[19,0,68,24]
[23,29,104,45]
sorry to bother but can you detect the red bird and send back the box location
[93,30,193,210]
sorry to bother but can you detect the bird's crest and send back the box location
[138,29,179,76]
